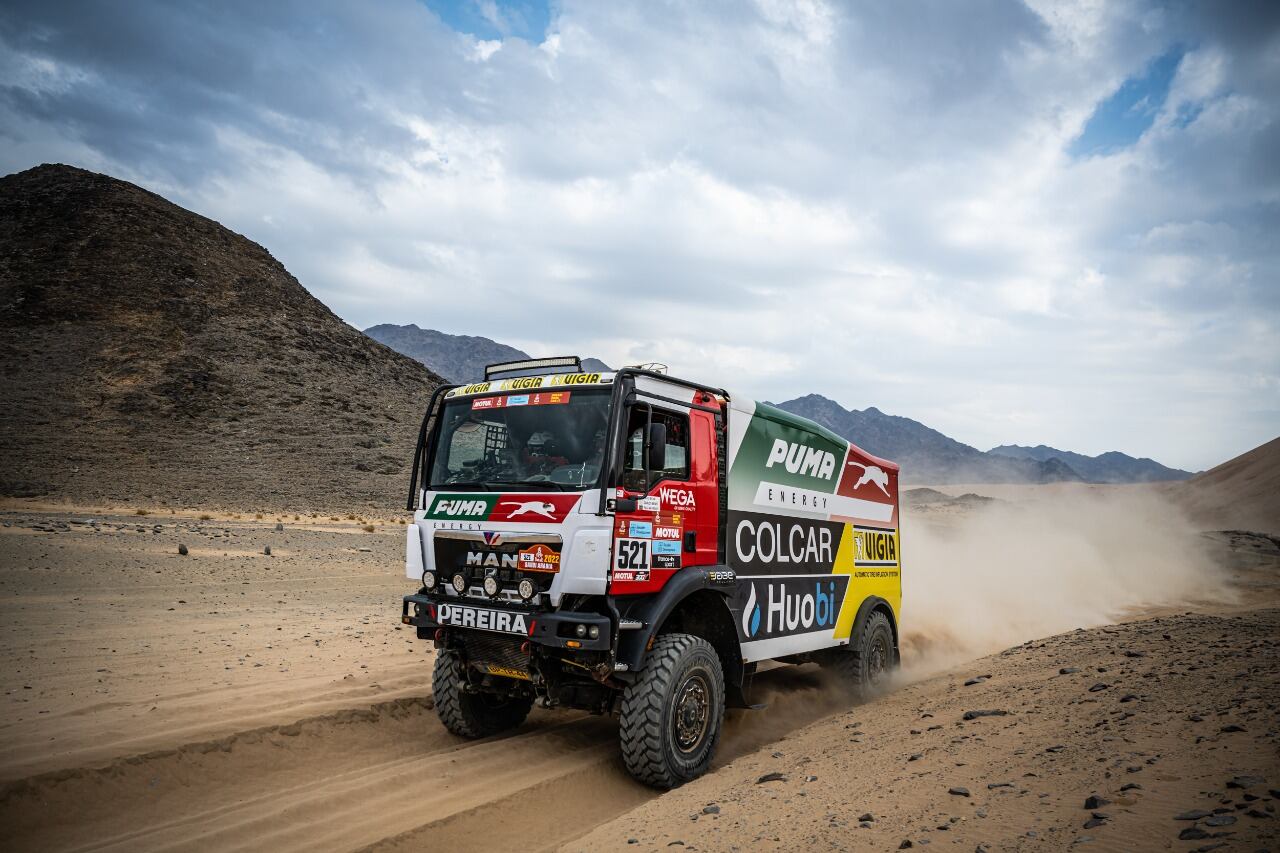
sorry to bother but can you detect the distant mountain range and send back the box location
[362,329,1194,486]
[988,444,1192,484]
[364,324,609,384]
[776,395,1193,485]
[775,395,1081,484]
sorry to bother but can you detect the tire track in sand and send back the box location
[2,665,854,852]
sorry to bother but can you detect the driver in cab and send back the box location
[520,430,568,476]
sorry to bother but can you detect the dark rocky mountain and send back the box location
[364,323,609,383]
[988,443,1193,483]
[0,164,444,511]
[776,394,1084,485]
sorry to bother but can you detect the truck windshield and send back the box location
[428,387,611,491]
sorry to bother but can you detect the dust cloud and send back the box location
[899,487,1231,676]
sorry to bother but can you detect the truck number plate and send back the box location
[614,538,650,571]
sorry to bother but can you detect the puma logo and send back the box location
[846,462,890,497]
[499,500,557,519]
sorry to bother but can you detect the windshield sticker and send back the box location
[471,391,572,410]
[448,373,609,398]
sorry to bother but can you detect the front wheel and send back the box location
[826,610,896,700]
[433,651,532,738]
[619,633,725,789]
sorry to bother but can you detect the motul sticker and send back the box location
[471,391,571,410]
[653,524,681,540]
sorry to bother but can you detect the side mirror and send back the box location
[645,422,667,473]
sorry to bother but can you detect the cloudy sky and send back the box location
[2,1,1277,471]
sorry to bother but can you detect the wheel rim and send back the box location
[867,634,889,684]
[672,672,711,754]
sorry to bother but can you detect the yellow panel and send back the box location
[832,524,901,641]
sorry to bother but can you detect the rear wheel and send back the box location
[433,651,532,738]
[619,633,725,789]
[827,610,896,700]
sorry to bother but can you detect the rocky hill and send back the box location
[0,164,444,512]
[776,394,1083,484]
[989,443,1192,483]
[364,323,609,383]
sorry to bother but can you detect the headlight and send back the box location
[482,575,500,597]
[451,573,467,594]
[421,570,436,590]
[575,623,587,638]
[517,577,536,600]
[589,625,600,639]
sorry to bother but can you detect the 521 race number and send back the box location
[614,538,651,571]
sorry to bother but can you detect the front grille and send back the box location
[464,633,530,672]
[434,531,561,599]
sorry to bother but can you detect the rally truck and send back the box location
[401,357,902,788]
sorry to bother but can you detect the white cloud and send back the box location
[0,0,1276,470]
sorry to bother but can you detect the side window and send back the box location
[620,406,690,491]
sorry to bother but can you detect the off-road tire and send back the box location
[619,633,725,789]
[433,651,532,738]
[828,610,896,701]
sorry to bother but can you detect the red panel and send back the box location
[609,404,722,595]
[835,444,899,528]
[486,494,581,524]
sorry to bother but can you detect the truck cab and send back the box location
[401,358,901,788]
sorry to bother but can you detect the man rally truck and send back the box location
[401,358,902,788]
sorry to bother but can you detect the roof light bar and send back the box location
[484,356,583,380]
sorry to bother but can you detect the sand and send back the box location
[1,485,1277,852]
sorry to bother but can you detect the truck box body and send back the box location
[724,398,900,661]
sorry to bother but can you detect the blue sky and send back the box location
[425,0,552,42]
[0,0,1276,470]
[1071,47,1184,156]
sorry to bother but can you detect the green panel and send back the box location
[728,403,849,500]
[423,493,498,520]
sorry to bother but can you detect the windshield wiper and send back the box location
[433,481,493,491]
[503,480,571,492]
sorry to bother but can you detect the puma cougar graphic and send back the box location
[499,500,557,519]
[846,461,891,497]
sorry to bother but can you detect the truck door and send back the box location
[608,402,720,595]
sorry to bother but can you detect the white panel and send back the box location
[740,630,845,662]
[404,524,424,581]
[726,397,756,473]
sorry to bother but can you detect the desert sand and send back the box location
[1,481,1277,852]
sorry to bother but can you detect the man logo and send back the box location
[742,583,761,638]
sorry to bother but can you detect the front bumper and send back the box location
[402,593,611,652]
